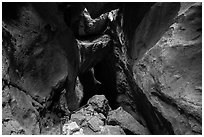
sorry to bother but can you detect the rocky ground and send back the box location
[2,2,202,135]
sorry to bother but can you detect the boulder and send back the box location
[66,94,127,135]
[107,107,150,134]
[88,95,111,116]
[100,125,125,135]
[87,116,104,132]
[62,122,82,135]
[77,8,108,37]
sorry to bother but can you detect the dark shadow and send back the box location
[2,2,28,21]
[79,69,102,106]
[94,51,119,109]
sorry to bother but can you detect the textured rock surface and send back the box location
[2,3,80,134]
[77,35,112,73]
[108,107,150,134]
[62,122,81,135]
[133,3,202,135]
[100,125,126,135]
[2,85,40,135]
[62,94,146,135]
[77,8,108,37]
[2,3,80,111]
[2,2,202,135]
[87,95,111,116]
[130,2,181,60]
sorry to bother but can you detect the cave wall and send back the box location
[2,2,202,135]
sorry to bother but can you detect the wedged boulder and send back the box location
[133,3,202,134]
[77,8,109,37]
[107,107,150,135]
[63,3,112,38]
[77,35,112,73]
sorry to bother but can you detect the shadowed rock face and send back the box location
[130,2,181,60]
[2,2,202,135]
[133,3,202,134]
[107,107,150,134]
[2,3,80,134]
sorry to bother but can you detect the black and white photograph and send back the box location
[1,1,202,135]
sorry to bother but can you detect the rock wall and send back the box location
[2,2,202,135]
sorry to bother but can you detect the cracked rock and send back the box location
[87,116,104,132]
[107,107,150,135]
[62,122,82,135]
[88,95,111,116]
[2,2,202,135]
[100,125,125,135]
[133,3,202,135]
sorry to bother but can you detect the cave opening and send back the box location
[79,50,119,110]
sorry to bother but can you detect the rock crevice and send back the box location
[2,2,202,135]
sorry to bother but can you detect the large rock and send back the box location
[100,125,125,135]
[63,94,127,135]
[2,3,82,134]
[77,8,109,37]
[133,3,202,134]
[63,3,112,38]
[87,95,111,116]
[107,107,150,134]
[105,9,169,134]
[2,3,80,110]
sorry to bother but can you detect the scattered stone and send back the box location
[72,128,84,135]
[100,125,126,135]
[62,122,81,135]
[70,112,86,125]
[87,116,104,132]
[88,95,111,116]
